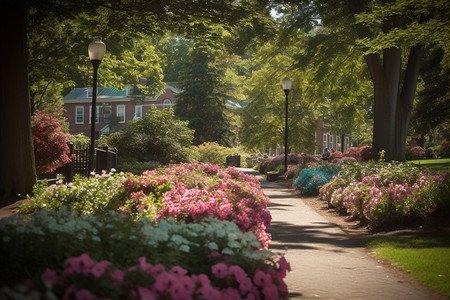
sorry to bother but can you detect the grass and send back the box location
[409,158,450,173]
[361,236,450,297]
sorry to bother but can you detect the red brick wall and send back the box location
[63,87,177,137]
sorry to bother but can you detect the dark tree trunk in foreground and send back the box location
[0,0,36,202]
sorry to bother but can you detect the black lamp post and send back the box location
[88,39,106,173]
[282,77,292,174]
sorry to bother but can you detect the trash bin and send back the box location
[226,155,241,167]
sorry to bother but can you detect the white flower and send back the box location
[179,245,190,253]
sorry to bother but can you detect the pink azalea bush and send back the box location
[342,145,371,161]
[320,162,448,227]
[5,253,289,299]
[32,110,71,175]
[259,153,319,174]
[121,163,272,248]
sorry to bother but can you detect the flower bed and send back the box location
[19,164,272,249]
[319,162,449,228]
[259,153,319,174]
[0,209,289,299]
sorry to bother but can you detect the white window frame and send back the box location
[336,136,341,151]
[117,105,125,123]
[89,105,99,124]
[134,105,143,119]
[75,106,84,124]
[344,137,350,151]
[163,99,173,109]
[329,135,333,150]
[103,105,112,124]
[323,134,328,150]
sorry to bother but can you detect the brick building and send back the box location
[315,119,352,154]
[63,85,179,137]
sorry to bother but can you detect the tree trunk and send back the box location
[0,1,36,202]
[394,45,423,161]
[365,47,402,161]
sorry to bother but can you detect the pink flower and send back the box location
[212,263,229,278]
[111,269,125,287]
[239,277,253,294]
[41,268,59,286]
[138,286,157,300]
[75,289,97,300]
[253,269,271,286]
[91,260,111,278]
[64,253,95,275]
[262,282,279,300]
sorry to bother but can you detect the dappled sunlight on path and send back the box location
[239,168,435,300]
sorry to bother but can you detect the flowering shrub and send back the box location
[406,146,426,160]
[18,170,129,215]
[19,164,272,248]
[329,151,343,160]
[342,145,371,161]
[293,162,342,196]
[122,164,272,248]
[2,253,289,299]
[259,153,319,174]
[32,110,71,175]
[319,162,449,227]
[0,209,289,298]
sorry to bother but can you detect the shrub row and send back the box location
[0,210,289,299]
[319,162,449,228]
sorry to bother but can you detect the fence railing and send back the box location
[38,142,118,184]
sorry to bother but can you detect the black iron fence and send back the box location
[38,142,117,184]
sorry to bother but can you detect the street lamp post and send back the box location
[282,77,292,174]
[88,39,106,173]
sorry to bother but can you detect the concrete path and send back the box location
[241,168,437,300]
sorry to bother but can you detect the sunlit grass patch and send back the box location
[362,236,450,297]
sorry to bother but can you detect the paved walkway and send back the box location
[241,168,437,300]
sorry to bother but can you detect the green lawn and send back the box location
[361,236,450,297]
[409,158,450,173]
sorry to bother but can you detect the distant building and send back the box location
[316,119,352,154]
[62,85,179,137]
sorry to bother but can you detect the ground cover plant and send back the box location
[361,236,450,297]
[319,161,450,228]
[0,210,289,299]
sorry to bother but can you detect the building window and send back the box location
[323,134,328,150]
[134,105,143,119]
[75,106,84,124]
[89,106,99,124]
[344,137,350,151]
[163,99,173,109]
[336,136,341,152]
[103,106,112,124]
[117,105,125,123]
[329,135,334,150]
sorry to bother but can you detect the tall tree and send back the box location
[0,0,274,201]
[175,44,231,145]
[0,1,36,200]
[275,0,450,161]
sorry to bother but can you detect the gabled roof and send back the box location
[63,87,126,100]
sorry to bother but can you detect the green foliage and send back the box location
[192,142,235,165]
[175,45,231,145]
[246,152,271,169]
[69,133,90,148]
[18,172,129,216]
[117,157,161,175]
[101,106,194,164]
[0,210,272,288]
[293,162,342,196]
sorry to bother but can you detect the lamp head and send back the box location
[88,39,106,61]
[281,77,292,91]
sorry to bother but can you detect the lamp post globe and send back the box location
[88,39,106,173]
[281,77,292,174]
